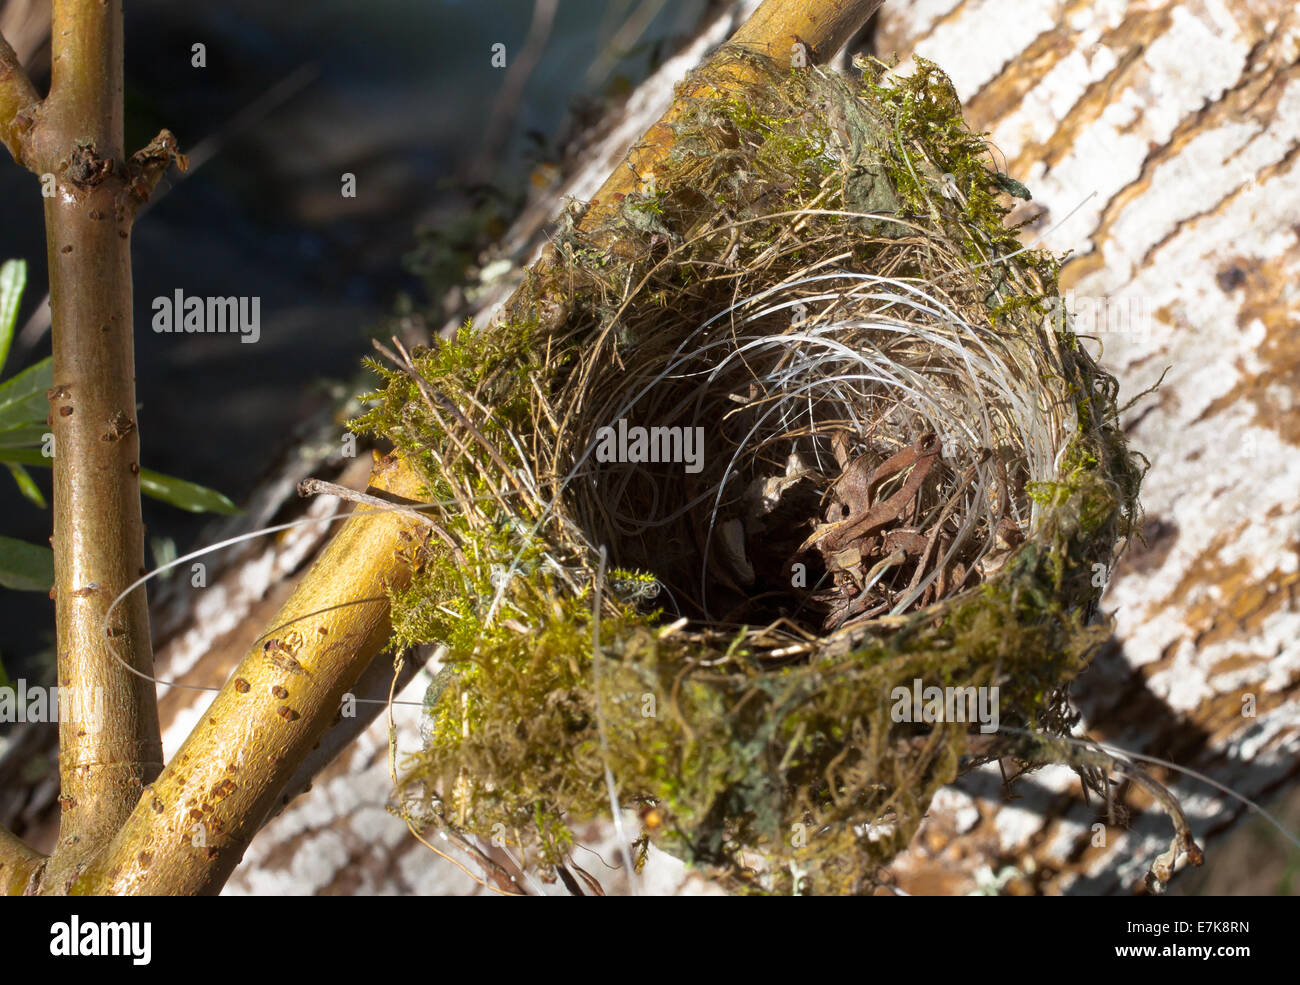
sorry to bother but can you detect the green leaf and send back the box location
[0,422,49,449]
[0,535,53,591]
[139,469,241,515]
[0,259,27,378]
[7,462,45,507]
[0,654,10,690]
[0,447,239,515]
[994,171,1032,201]
[0,356,53,432]
[0,447,49,467]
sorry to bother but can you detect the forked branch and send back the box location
[28,0,168,892]
[0,29,39,165]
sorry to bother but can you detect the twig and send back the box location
[16,64,318,354]
[70,454,430,894]
[585,0,670,88]
[0,28,38,165]
[0,824,43,895]
[33,0,165,894]
[298,476,439,526]
[471,0,558,178]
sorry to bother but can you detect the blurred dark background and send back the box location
[0,0,713,682]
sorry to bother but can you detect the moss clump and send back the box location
[353,49,1142,895]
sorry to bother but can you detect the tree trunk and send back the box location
[874,0,1300,896]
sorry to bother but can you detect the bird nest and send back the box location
[353,51,1143,895]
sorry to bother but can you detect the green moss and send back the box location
[353,49,1142,895]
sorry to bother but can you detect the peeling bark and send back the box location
[873,0,1300,895]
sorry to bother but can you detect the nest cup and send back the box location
[561,263,1067,633]
[358,50,1142,894]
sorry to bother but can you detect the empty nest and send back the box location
[354,50,1143,894]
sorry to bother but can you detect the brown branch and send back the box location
[70,454,429,894]
[34,0,163,891]
[502,0,884,330]
[271,641,426,819]
[0,28,40,166]
[595,0,883,216]
[0,825,44,895]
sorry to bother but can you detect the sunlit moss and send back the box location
[352,49,1141,895]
